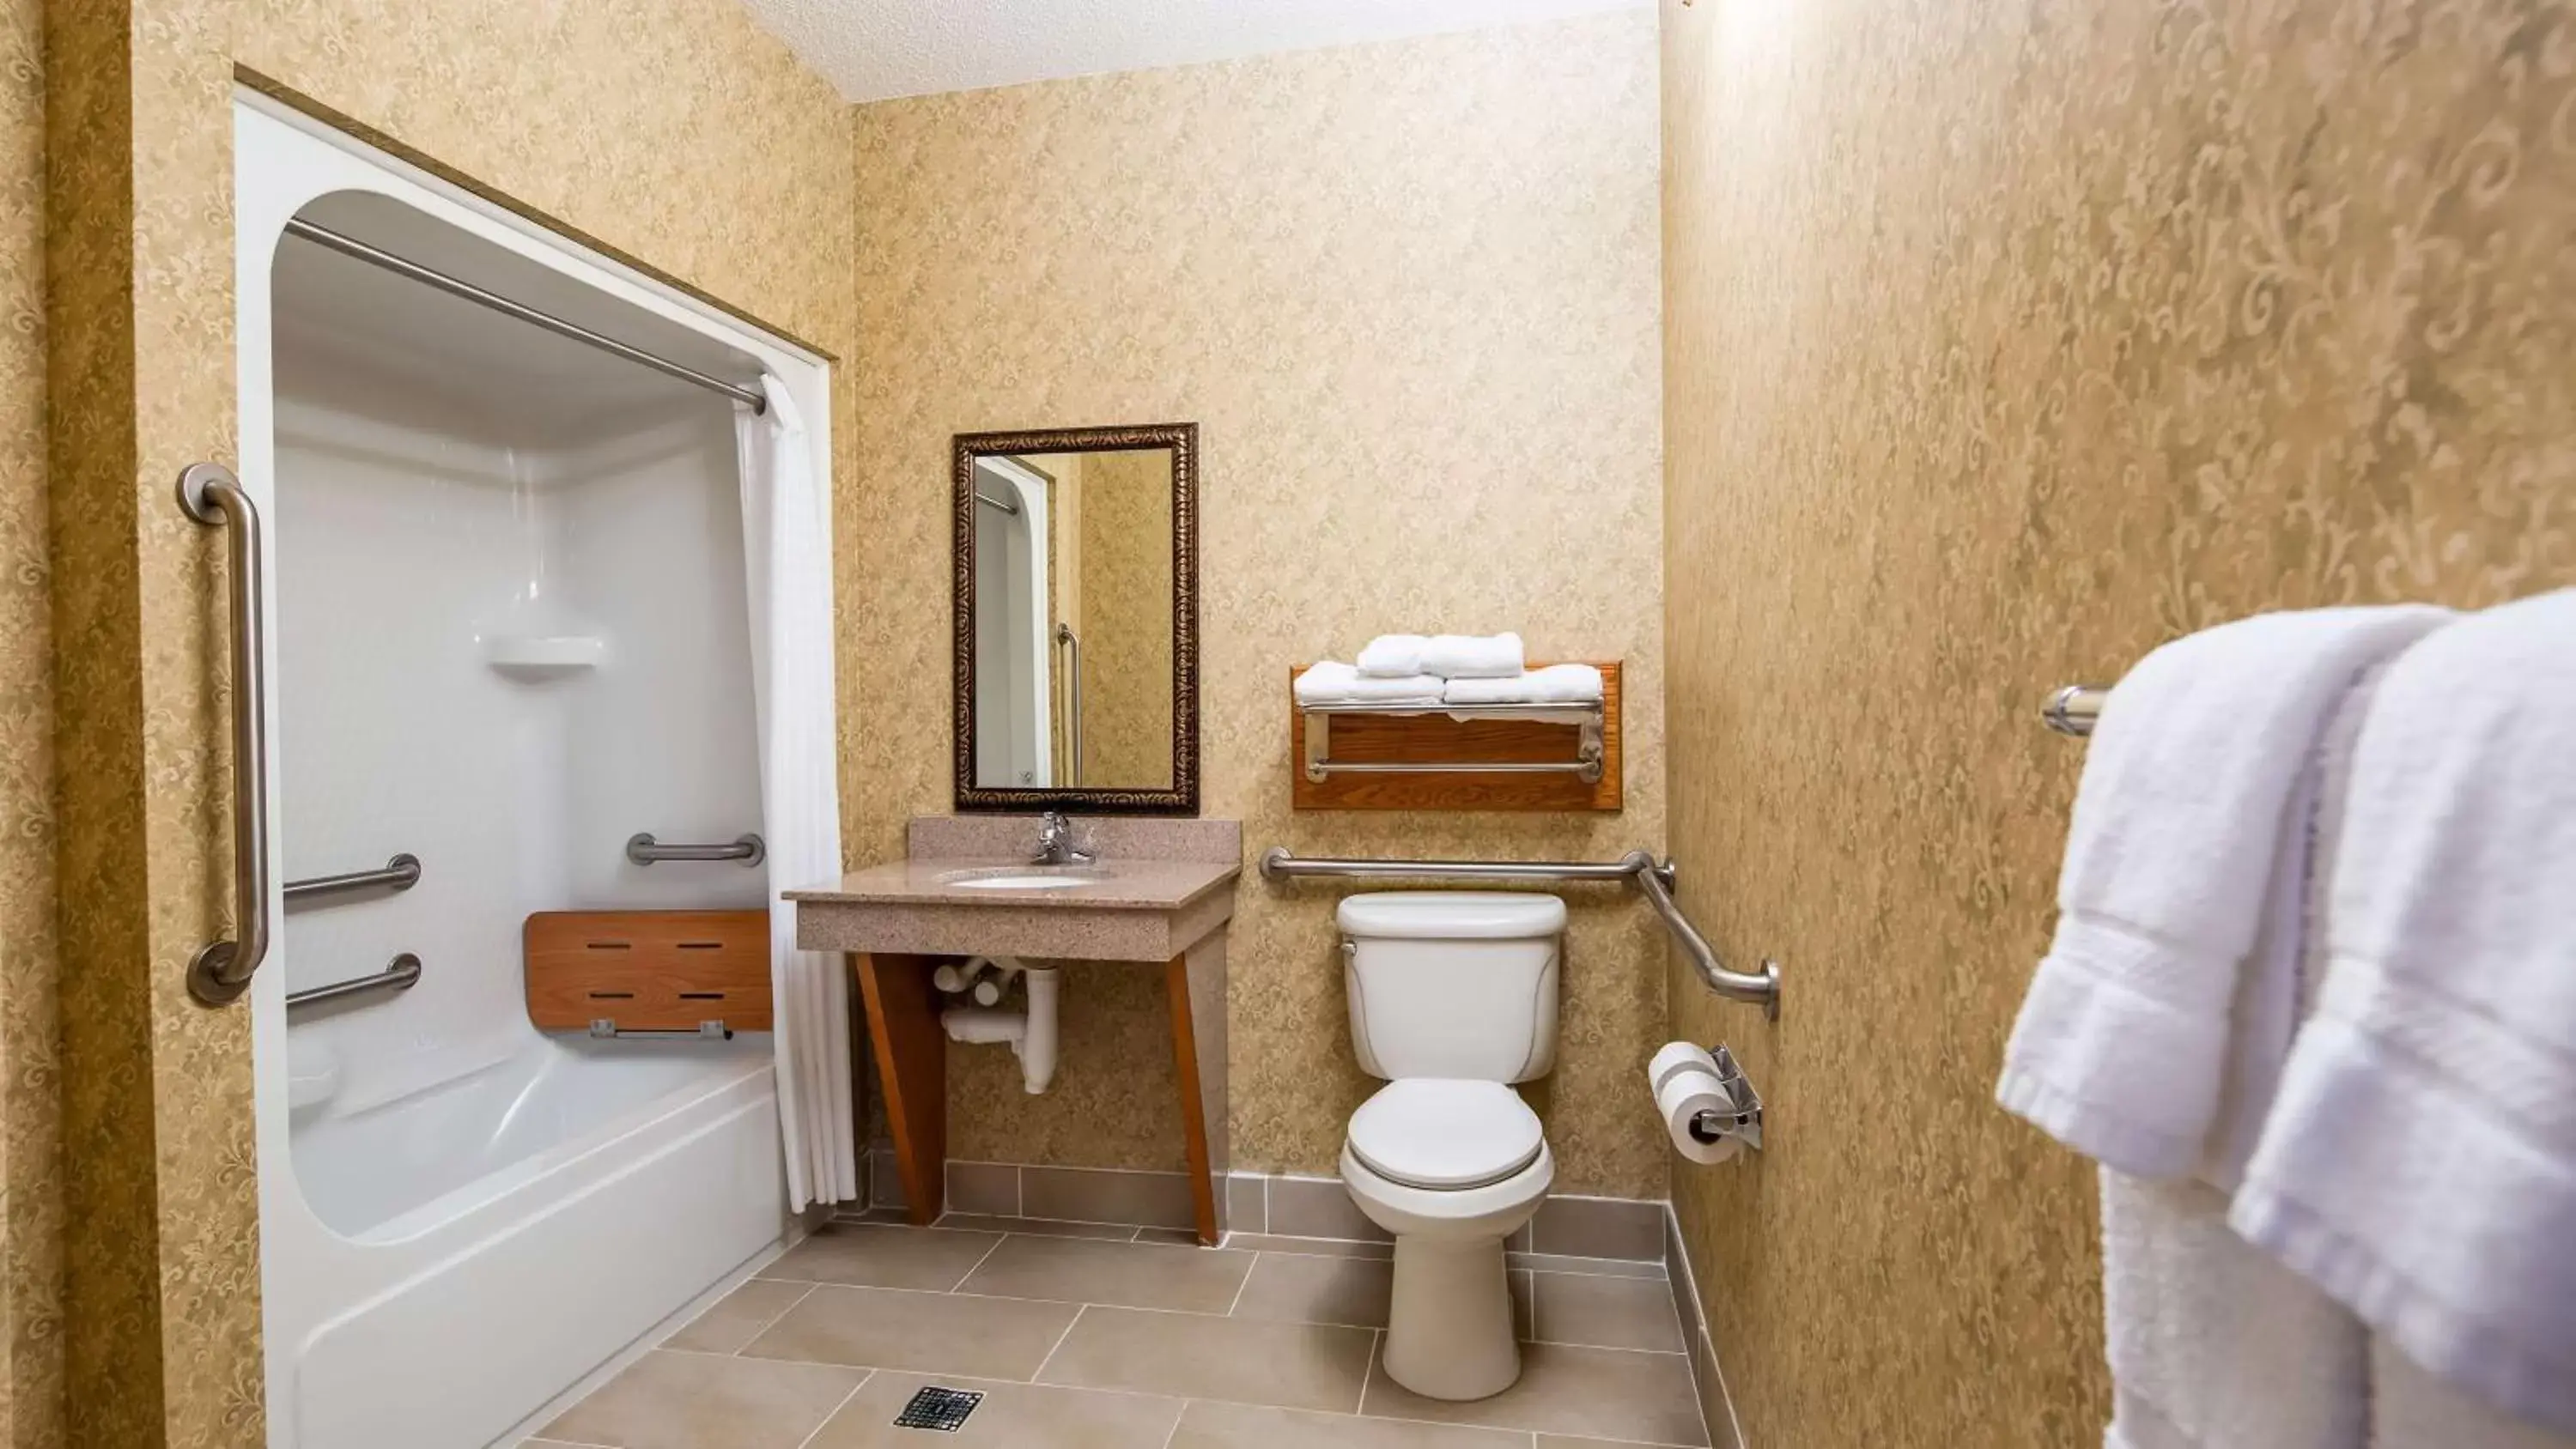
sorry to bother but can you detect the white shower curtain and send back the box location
[734,374,857,1209]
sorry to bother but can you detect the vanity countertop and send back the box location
[787,856,1239,912]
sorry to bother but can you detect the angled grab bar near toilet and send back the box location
[1258,846,1781,1019]
[286,952,423,1010]
[624,833,766,866]
[284,852,422,904]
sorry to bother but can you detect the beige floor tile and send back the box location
[662,1279,813,1353]
[1037,1307,1376,1413]
[1537,1439,1696,1449]
[1225,1234,1394,1260]
[1530,1273,1685,1353]
[757,1222,1003,1292]
[1230,1252,1394,1329]
[806,1370,1184,1448]
[1170,1399,1534,1447]
[537,1350,864,1449]
[1362,1340,1709,1446]
[934,1212,1139,1241]
[957,1234,1255,1313]
[742,1284,1081,1379]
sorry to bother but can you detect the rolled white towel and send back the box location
[1294,661,1443,706]
[1443,664,1603,706]
[1419,633,1524,679]
[1357,634,1430,676]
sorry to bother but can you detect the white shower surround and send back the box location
[237,97,833,1449]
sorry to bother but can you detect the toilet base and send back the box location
[1382,1234,1520,1401]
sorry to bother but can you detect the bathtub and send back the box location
[263,1034,788,1449]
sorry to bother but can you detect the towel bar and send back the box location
[2044,684,2107,737]
[1298,700,1607,784]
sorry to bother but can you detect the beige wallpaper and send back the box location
[1074,448,1175,790]
[848,13,1670,1192]
[1661,0,2576,1444]
[0,0,51,1440]
[40,3,854,1443]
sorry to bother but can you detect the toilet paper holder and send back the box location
[1687,1045,1764,1152]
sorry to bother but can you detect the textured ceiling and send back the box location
[732,0,1652,101]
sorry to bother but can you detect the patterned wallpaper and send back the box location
[0,0,51,1439]
[847,13,1670,1191]
[1075,448,1176,790]
[1661,0,2576,1444]
[38,3,855,1443]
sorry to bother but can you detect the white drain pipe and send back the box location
[937,959,1060,1094]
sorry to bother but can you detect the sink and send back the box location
[939,868,1103,892]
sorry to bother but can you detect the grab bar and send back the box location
[179,463,271,1007]
[625,832,766,867]
[1259,847,1782,1019]
[286,952,422,1009]
[1057,622,1084,785]
[587,1020,735,1041]
[284,852,422,904]
[2043,684,2107,737]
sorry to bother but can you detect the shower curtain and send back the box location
[735,375,857,1209]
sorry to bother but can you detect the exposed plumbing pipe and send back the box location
[938,960,1060,1094]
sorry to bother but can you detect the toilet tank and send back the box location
[1338,892,1565,1083]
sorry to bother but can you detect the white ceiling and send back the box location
[733,0,1652,102]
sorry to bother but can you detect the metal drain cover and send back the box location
[893,1385,984,1431]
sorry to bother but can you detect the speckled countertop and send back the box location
[785,856,1239,912]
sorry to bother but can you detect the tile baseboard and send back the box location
[1666,1203,1746,1449]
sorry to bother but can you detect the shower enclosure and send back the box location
[234,99,831,1447]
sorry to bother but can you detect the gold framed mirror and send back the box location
[951,423,1200,814]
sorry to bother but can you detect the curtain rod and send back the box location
[281,216,767,414]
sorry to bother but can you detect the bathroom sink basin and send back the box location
[939,869,1102,892]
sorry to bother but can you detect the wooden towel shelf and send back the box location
[1289,660,1622,812]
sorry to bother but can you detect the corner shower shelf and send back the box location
[1289,660,1622,812]
[482,634,605,679]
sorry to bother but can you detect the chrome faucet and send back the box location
[1031,810,1096,867]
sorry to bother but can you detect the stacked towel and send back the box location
[1358,634,1430,676]
[1292,660,1442,706]
[1420,633,1524,679]
[1443,663,1606,706]
[2230,587,2576,1435]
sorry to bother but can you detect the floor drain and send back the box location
[893,1385,984,1431]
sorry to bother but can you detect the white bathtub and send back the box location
[264,1034,788,1449]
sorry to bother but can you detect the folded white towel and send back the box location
[2100,1173,2367,1449]
[1419,633,1524,679]
[2230,587,2576,1434]
[1443,664,1604,706]
[1996,605,2451,1179]
[1293,660,1443,706]
[1357,634,1430,676]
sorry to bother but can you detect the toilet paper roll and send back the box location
[1649,1040,1720,1096]
[1656,1065,1742,1166]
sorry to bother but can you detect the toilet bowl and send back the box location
[1342,1078,1553,1398]
[1332,892,1566,1401]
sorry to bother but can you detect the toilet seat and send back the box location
[1346,1078,1544,1191]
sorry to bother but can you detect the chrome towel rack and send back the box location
[1259,846,1781,1019]
[2044,684,2107,737]
[626,833,766,867]
[287,952,422,1010]
[284,852,422,904]
[1298,700,1606,784]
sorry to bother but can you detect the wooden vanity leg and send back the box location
[1164,943,1228,1246]
[855,953,945,1226]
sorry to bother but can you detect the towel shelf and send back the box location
[1291,663,1622,812]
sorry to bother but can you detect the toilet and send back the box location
[1336,891,1564,1401]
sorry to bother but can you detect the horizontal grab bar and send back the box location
[625,833,766,867]
[287,952,422,1009]
[1258,847,1780,1018]
[284,852,422,904]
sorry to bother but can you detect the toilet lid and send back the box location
[1347,1079,1545,1191]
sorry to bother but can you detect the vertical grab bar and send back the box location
[179,463,271,1006]
[1056,622,1084,786]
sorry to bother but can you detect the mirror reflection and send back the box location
[957,427,1195,809]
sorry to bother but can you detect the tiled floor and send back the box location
[526,1216,1711,1449]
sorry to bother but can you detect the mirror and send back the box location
[953,424,1199,814]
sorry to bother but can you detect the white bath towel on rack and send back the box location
[2232,587,2576,1435]
[1419,633,1525,679]
[1358,634,1431,676]
[1295,660,1443,706]
[1443,664,1604,706]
